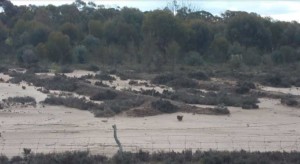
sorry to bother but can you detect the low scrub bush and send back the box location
[94,81,109,87]
[129,80,138,85]
[212,105,230,115]
[9,73,79,92]
[43,96,105,112]
[263,74,291,88]
[3,96,36,106]
[94,73,116,81]
[235,81,256,94]
[0,66,8,73]
[187,71,209,80]
[152,73,199,89]
[1,150,300,163]
[281,96,298,107]
[26,65,49,73]
[86,64,100,72]
[169,77,199,88]
[137,89,162,97]
[151,99,179,113]
[101,97,145,114]
[57,66,73,73]
[151,73,178,84]
[90,90,117,101]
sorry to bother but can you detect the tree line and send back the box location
[0,0,300,71]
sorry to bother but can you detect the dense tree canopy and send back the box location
[0,0,300,70]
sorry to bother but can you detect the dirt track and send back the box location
[1,73,300,157]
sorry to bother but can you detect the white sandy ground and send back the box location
[260,85,300,96]
[1,73,300,158]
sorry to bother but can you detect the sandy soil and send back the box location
[260,85,300,96]
[1,73,300,157]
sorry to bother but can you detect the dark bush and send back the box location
[129,80,138,85]
[263,74,291,88]
[152,73,178,84]
[137,89,162,97]
[188,71,209,80]
[1,150,300,163]
[9,73,79,92]
[0,66,8,73]
[94,81,109,87]
[58,66,73,73]
[236,81,256,94]
[86,65,100,72]
[95,73,116,81]
[213,105,230,115]
[101,97,145,114]
[281,96,298,107]
[4,96,36,106]
[235,86,250,94]
[169,77,199,88]
[26,65,49,73]
[43,96,105,112]
[151,99,179,113]
[0,155,9,164]
[90,90,117,101]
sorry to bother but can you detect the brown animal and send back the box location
[22,86,26,90]
[177,115,183,121]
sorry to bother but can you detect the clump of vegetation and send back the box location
[86,64,100,72]
[90,90,117,101]
[100,97,145,114]
[43,96,101,111]
[281,95,298,107]
[2,150,300,164]
[9,73,79,92]
[94,81,109,87]
[3,96,36,106]
[235,81,256,94]
[151,73,178,85]
[0,66,8,73]
[151,99,179,113]
[262,74,291,88]
[26,65,49,73]
[129,80,138,85]
[152,73,198,89]
[56,66,74,73]
[187,71,209,80]
[43,96,114,117]
[212,104,230,115]
[94,73,116,81]
[169,77,199,88]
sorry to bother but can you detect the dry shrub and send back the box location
[151,99,179,113]
[90,90,117,100]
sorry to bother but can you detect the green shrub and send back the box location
[151,99,179,113]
